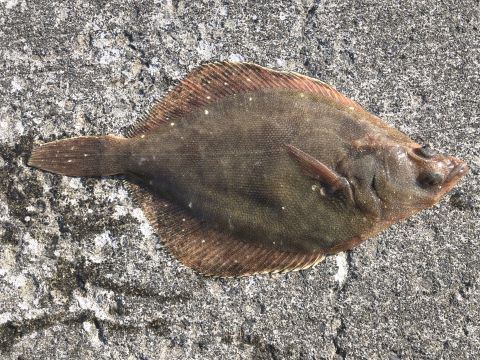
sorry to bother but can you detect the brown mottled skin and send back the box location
[122,89,467,253]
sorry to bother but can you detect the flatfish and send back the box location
[29,62,468,277]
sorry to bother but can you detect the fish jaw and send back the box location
[433,156,469,202]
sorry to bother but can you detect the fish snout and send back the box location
[445,157,469,183]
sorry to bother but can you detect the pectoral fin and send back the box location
[286,144,354,203]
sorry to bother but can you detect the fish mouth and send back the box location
[427,157,468,205]
[445,157,469,183]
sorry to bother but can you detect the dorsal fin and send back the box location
[127,183,325,277]
[126,62,370,138]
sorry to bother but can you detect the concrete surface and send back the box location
[0,0,479,359]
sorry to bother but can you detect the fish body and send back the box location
[29,62,468,276]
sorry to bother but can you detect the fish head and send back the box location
[344,139,469,220]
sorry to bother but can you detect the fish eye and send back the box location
[414,145,438,159]
[418,172,443,188]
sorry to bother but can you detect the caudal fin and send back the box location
[29,135,129,177]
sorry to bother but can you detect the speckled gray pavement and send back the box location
[0,1,479,359]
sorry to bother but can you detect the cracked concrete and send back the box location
[1,0,479,359]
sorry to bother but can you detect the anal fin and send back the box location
[127,183,325,277]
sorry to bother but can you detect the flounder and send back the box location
[29,62,468,277]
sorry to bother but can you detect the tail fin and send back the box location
[28,135,129,177]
